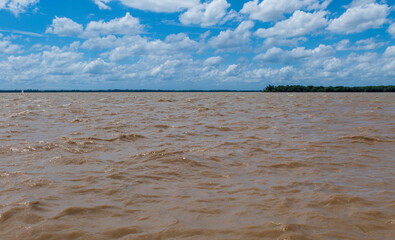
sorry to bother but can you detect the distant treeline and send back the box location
[264,85,395,92]
[0,89,259,93]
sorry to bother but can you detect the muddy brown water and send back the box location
[0,93,394,240]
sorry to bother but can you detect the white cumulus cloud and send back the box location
[119,0,199,13]
[83,58,113,74]
[93,0,111,10]
[204,56,223,66]
[383,46,395,58]
[255,11,328,39]
[81,35,118,50]
[0,39,22,54]
[179,0,230,27]
[46,17,84,37]
[241,0,331,22]
[353,38,385,50]
[254,44,334,63]
[349,0,375,7]
[222,64,238,76]
[327,3,389,34]
[335,38,385,51]
[335,39,350,50]
[46,13,143,38]
[0,0,39,15]
[209,21,254,51]
[83,12,143,38]
[164,33,199,50]
[81,33,199,62]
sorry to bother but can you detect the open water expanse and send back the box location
[0,93,394,240]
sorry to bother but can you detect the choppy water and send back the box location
[0,93,394,240]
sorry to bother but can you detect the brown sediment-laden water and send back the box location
[0,92,394,240]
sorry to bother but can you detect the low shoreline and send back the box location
[2,85,395,93]
[263,85,395,92]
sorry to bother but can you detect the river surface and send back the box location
[0,93,394,240]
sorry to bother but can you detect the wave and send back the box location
[52,205,119,220]
[339,135,393,143]
[83,133,146,142]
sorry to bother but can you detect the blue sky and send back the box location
[0,0,394,90]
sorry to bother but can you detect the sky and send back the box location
[0,0,394,90]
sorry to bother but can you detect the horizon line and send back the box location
[0,89,262,93]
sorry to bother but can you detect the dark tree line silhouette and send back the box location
[264,85,395,92]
